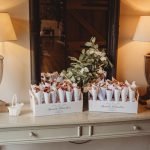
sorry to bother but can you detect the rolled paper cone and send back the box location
[31,85,35,91]
[44,92,50,104]
[45,82,51,87]
[74,88,81,101]
[114,89,121,102]
[99,87,106,100]
[39,83,45,91]
[58,89,65,103]
[108,84,115,91]
[98,92,105,101]
[92,89,98,101]
[50,91,57,103]
[51,83,57,91]
[121,87,128,102]
[98,78,105,85]
[34,91,42,104]
[66,91,72,102]
[106,90,113,101]
[57,76,63,82]
[129,87,136,102]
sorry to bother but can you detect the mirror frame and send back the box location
[29,0,120,84]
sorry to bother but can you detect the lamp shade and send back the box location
[133,16,150,42]
[0,13,17,42]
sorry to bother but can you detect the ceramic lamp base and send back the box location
[0,100,9,112]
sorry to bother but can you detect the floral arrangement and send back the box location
[61,37,113,88]
[31,72,82,104]
[87,77,137,102]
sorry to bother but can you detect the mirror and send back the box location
[29,0,120,84]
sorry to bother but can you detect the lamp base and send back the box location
[139,86,150,105]
[0,100,9,112]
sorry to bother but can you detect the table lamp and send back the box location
[0,13,17,111]
[133,16,150,102]
[0,13,17,82]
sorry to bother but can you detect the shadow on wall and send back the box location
[119,0,150,48]
[0,0,28,20]
[0,0,29,50]
[118,16,140,48]
[117,0,150,95]
[121,0,150,15]
[12,18,30,50]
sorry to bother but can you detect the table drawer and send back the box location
[91,121,150,137]
[0,126,80,143]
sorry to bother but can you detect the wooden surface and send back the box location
[0,100,9,112]
[0,105,149,128]
[0,105,150,145]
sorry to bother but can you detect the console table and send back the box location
[0,106,150,145]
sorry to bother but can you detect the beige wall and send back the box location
[0,0,30,103]
[117,0,150,95]
[0,0,149,102]
[1,0,150,150]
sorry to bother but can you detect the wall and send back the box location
[0,0,30,102]
[1,0,150,150]
[117,0,150,95]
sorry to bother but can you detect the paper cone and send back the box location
[44,92,50,104]
[66,91,72,102]
[129,87,136,102]
[106,90,113,101]
[74,88,81,101]
[98,87,106,101]
[91,86,98,101]
[121,87,128,102]
[45,82,51,87]
[58,89,65,103]
[34,91,42,104]
[50,91,57,103]
[114,89,121,102]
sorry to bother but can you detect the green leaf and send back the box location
[79,54,84,61]
[85,42,92,47]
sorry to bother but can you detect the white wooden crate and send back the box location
[89,100,138,113]
[88,93,139,114]
[29,90,83,116]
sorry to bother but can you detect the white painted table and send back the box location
[0,105,150,145]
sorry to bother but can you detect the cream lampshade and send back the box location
[133,16,150,101]
[0,13,17,84]
[133,16,150,42]
[0,13,17,41]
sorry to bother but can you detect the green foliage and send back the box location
[61,37,113,88]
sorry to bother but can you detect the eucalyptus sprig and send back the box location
[61,37,113,88]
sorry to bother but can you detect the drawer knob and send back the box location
[29,132,38,137]
[89,126,93,136]
[132,125,141,131]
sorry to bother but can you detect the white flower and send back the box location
[91,37,96,43]
[100,56,107,61]
[84,67,89,72]
[94,44,98,49]
[101,52,106,57]
[89,48,95,54]
[85,42,92,47]
[80,67,89,74]
[95,51,102,56]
